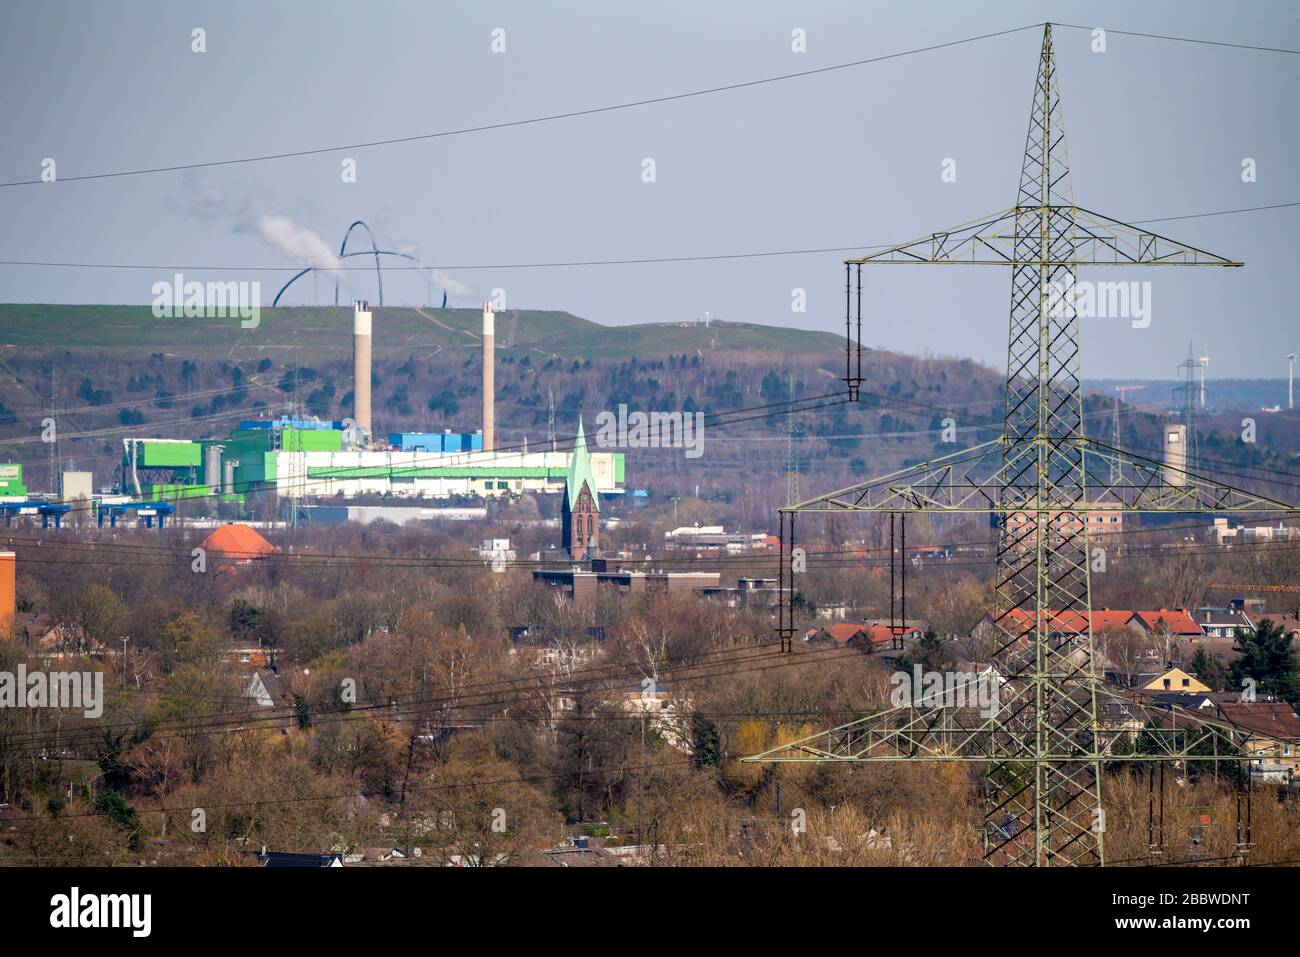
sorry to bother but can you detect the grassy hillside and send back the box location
[0,304,848,362]
[0,304,1292,514]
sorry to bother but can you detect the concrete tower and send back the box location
[1163,422,1187,487]
[482,301,495,452]
[353,300,372,441]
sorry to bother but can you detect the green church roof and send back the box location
[566,417,599,512]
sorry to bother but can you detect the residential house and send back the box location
[243,668,289,708]
[1181,638,1241,672]
[13,612,77,651]
[1129,609,1203,640]
[617,682,693,751]
[804,622,921,653]
[1139,667,1211,696]
[992,607,1204,643]
[702,577,785,610]
[224,646,273,671]
[1194,607,1254,640]
[1217,701,1300,782]
[1150,691,1217,711]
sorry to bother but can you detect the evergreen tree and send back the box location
[893,627,953,673]
[690,715,720,768]
[1229,619,1299,703]
[1188,647,1228,692]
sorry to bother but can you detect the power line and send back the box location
[0,645,865,758]
[0,390,850,507]
[0,202,1293,272]
[0,24,1043,190]
[0,19,1291,193]
[5,525,1298,580]
[1051,22,1300,56]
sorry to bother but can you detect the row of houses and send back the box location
[803,622,923,656]
[992,606,1269,641]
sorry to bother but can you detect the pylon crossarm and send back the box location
[847,208,1018,266]
[1070,207,1243,267]
[842,204,1242,269]
[1082,439,1299,513]
[742,696,1004,763]
[778,436,1297,515]
[742,681,1291,764]
[781,438,1003,512]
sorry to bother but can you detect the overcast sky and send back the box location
[0,0,1295,378]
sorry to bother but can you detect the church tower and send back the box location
[562,418,599,560]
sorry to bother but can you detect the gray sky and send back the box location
[0,0,1295,378]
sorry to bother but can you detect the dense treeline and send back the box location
[1,523,1298,865]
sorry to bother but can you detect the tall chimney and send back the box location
[482,301,495,452]
[353,300,372,441]
[1163,422,1187,486]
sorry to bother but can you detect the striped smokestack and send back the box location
[353,300,372,440]
[482,301,494,452]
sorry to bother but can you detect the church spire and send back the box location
[565,416,599,513]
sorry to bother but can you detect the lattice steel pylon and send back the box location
[1176,343,1203,473]
[752,24,1298,866]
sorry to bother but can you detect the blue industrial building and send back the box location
[387,431,483,453]
[238,416,346,431]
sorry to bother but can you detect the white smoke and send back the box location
[395,240,473,300]
[257,214,343,280]
[170,176,469,299]
[423,266,473,299]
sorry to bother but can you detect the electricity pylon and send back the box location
[754,24,1298,866]
[1176,343,1203,473]
[785,375,800,507]
[1111,384,1146,483]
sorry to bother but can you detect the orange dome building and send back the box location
[199,523,277,565]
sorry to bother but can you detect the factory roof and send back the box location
[566,418,599,512]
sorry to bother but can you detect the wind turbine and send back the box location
[1198,354,1210,407]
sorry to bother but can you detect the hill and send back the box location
[0,304,849,363]
[0,305,1293,516]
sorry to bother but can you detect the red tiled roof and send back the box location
[823,623,870,644]
[1090,610,1136,633]
[804,623,916,647]
[999,608,1093,634]
[998,608,1202,636]
[1132,609,1202,636]
[864,624,917,646]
